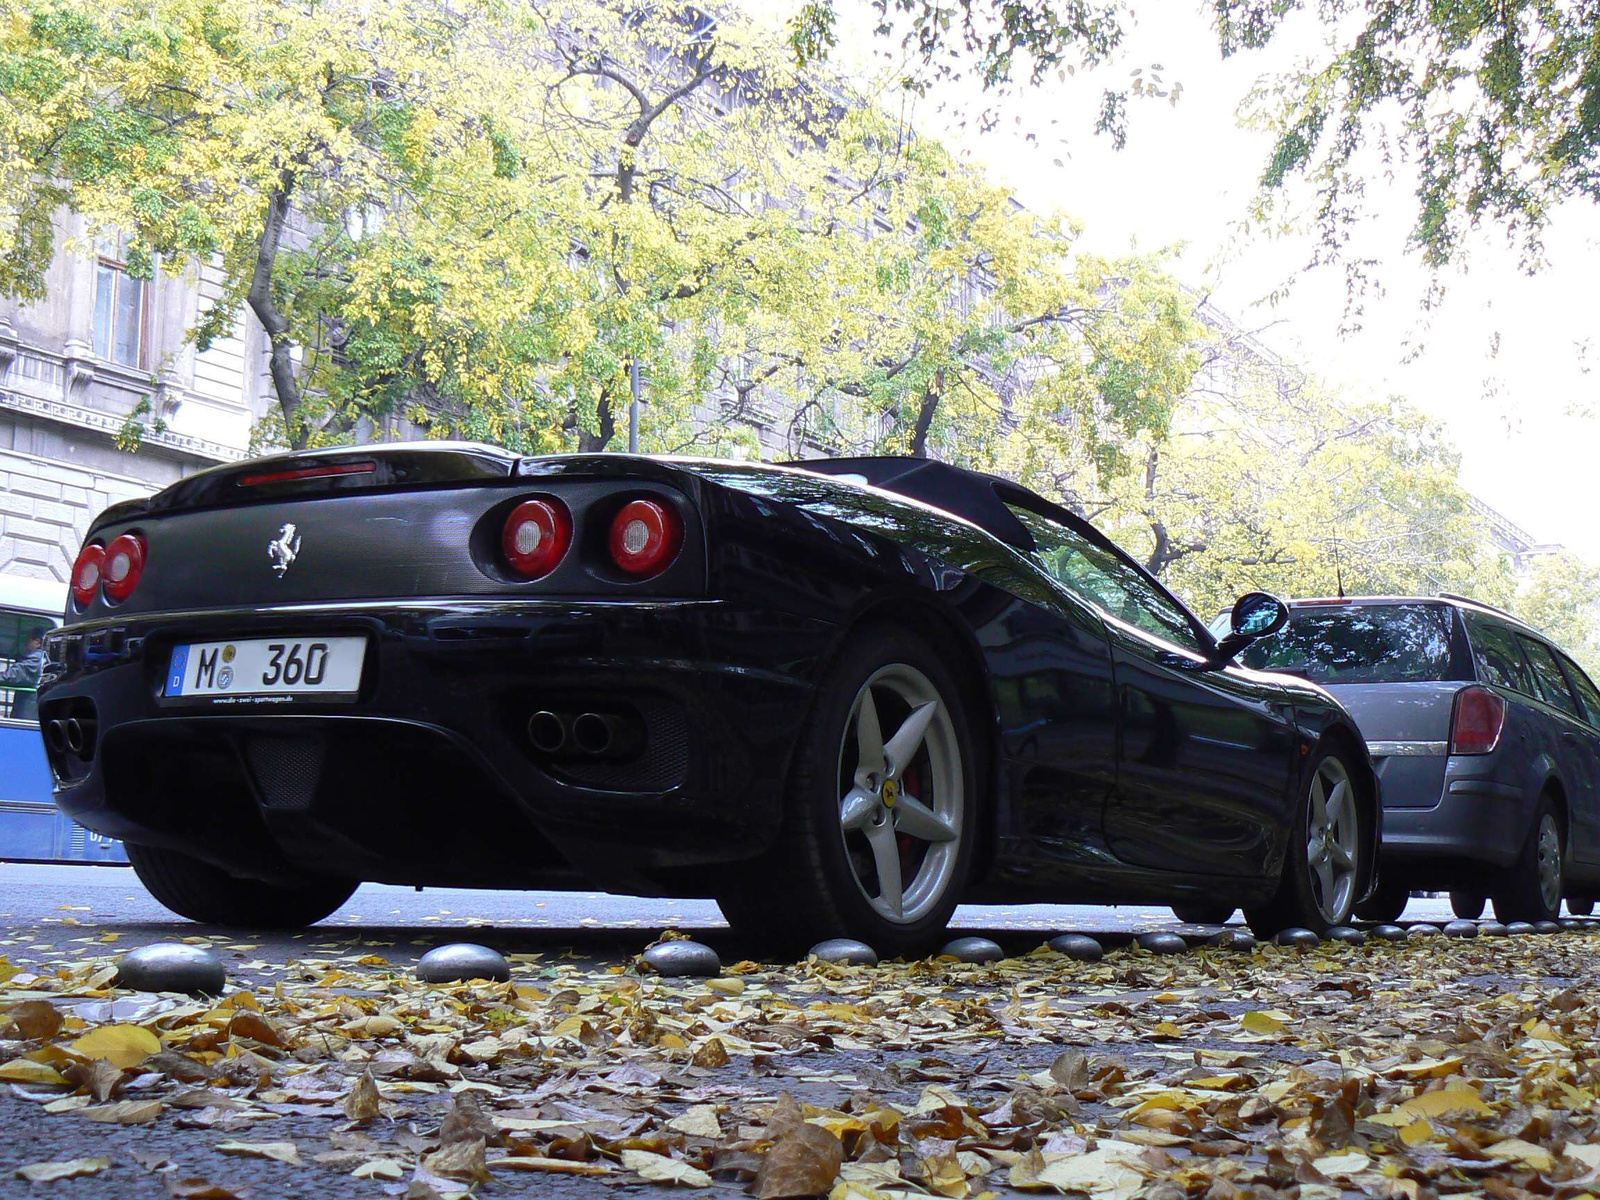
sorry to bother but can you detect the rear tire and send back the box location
[1569,898,1595,916]
[127,843,356,929]
[1246,749,1364,937]
[716,625,978,958]
[1450,890,1486,920]
[1354,875,1409,923]
[1492,797,1563,924]
[1170,904,1235,925]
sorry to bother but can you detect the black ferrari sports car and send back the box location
[38,444,1377,952]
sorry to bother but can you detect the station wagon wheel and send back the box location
[716,626,978,957]
[838,664,964,925]
[1492,796,1564,924]
[1246,747,1366,938]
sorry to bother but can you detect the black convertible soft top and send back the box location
[788,456,1042,551]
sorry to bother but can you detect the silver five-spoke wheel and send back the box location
[837,664,963,924]
[1537,813,1562,913]
[1306,755,1358,923]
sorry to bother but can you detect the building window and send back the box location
[93,235,148,368]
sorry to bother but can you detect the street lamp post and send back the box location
[629,359,641,455]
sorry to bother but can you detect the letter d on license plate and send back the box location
[166,636,366,698]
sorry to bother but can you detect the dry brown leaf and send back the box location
[215,1141,302,1166]
[439,1090,501,1146]
[225,1012,284,1048]
[15,1158,111,1182]
[753,1122,844,1198]
[62,1056,124,1102]
[621,1149,713,1188]
[487,1157,613,1176]
[81,1099,163,1124]
[1034,1145,1146,1200]
[343,1071,382,1123]
[146,1051,215,1084]
[164,1178,250,1200]
[351,1159,405,1180]
[424,1137,492,1183]
[691,1037,730,1068]
[667,1104,722,1139]
[8,1000,63,1040]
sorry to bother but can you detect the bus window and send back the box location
[0,608,59,723]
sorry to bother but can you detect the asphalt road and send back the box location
[0,865,1480,1199]
[0,861,1461,949]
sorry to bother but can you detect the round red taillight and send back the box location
[101,533,146,602]
[502,498,572,580]
[71,543,106,608]
[608,499,683,578]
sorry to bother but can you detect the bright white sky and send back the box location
[752,1,1600,562]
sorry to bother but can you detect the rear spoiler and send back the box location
[94,443,521,526]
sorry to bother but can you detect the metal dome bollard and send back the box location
[1048,933,1104,962]
[642,941,722,977]
[809,938,878,967]
[417,944,511,984]
[1137,932,1187,955]
[116,943,227,996]
[940,936,1004,964]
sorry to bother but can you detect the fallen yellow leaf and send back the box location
[1240,1011,1286,1035]
[1400,1118,1435,1146]
[0,1059,67,1085]
[1399,1085,1494,1119]
[1486,1138,1556,1172]
[69,1024,160,1069]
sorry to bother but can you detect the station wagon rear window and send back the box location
[1237,603,1470,684]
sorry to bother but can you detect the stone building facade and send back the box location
[0,213,260,592]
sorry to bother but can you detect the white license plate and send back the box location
[165,637,366,698]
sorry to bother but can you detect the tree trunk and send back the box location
[246,174,305,449]
[909,378,941,457]
[577,388,616,452]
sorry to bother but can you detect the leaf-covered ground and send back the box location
[3,924,1600,1199]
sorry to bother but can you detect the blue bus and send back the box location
[0,575,127,864]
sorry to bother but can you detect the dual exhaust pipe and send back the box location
[527,710,642,760]
[45,716,95,761]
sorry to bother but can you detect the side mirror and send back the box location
[1211,592,1289,665]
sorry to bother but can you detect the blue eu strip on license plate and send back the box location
[167,644,190,696]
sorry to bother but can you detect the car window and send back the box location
[1519,636,1583,718]
[1006,504,1207,652]
[1467,617,1539,696]
[1557,653,1600,728]
[0,606,59,722]
[1236,603,1466,683]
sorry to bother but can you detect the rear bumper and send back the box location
[37,599,834,894]
[1377,754,1531,884]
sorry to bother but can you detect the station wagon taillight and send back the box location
[101,533,147,602]
[71,543,106,608]
[502,498,572,580]
[1451,686,1507,755]
[609,499,683,577]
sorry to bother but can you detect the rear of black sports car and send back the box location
[38,444,853,900]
